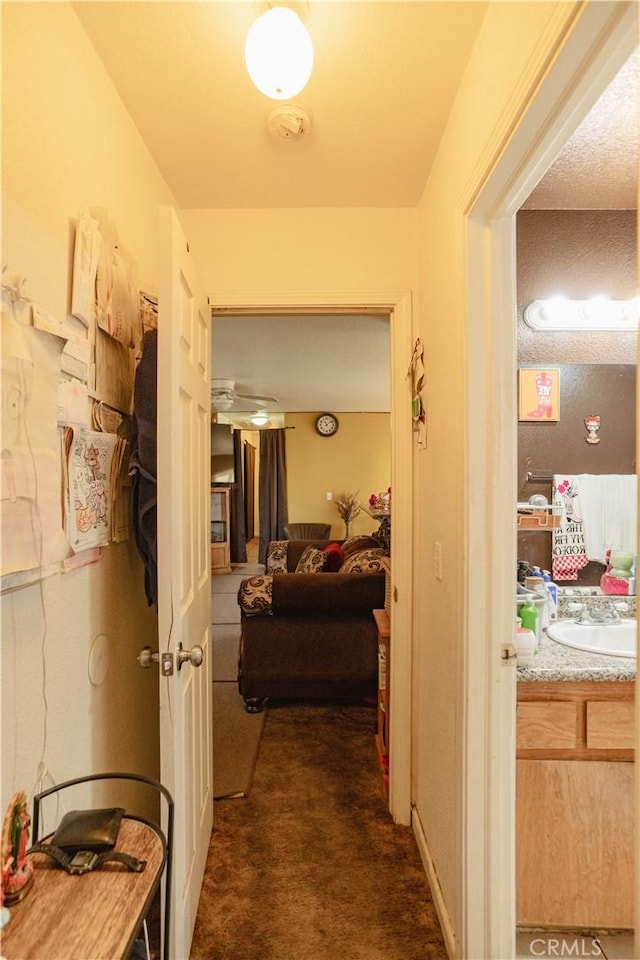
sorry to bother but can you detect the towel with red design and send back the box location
[552,476,588,581]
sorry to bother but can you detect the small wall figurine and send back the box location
[584,414,601,444]
[1,791,34,906]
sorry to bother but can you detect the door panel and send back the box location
[158,206,212,959]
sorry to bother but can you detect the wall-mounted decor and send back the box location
[584,415,601,444]
[518,367,560,422]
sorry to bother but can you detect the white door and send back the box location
[157,205,213,959]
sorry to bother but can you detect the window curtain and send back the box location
[258,429,288,563]
[229,430,247,563]
[243,440,256,541]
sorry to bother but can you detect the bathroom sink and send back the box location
[546,619,637,658]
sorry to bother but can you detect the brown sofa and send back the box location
[237,538,386,712]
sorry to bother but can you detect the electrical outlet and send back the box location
[326,491,332,501]
[434,540,443,581]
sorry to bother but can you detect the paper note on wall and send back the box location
[1,299,72,576]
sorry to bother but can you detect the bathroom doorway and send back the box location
[463,5,637,956]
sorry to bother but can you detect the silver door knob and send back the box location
[177,642,204,671]
[137,646,159,669]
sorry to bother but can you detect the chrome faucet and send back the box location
[572,599,627,625]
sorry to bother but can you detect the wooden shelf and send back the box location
[373,608,391,800]
[1,819,165,960]
[211,485,231,574]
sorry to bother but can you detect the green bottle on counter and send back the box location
[520,600,539,640]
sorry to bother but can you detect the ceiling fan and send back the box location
[210,378,278,412]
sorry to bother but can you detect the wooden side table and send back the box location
[373,608,391,799]
[1,818,165,959]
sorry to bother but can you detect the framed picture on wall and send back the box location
[518,367,560,422]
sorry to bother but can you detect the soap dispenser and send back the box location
[519,600,539,647]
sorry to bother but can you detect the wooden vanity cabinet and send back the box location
[516,681,634,929]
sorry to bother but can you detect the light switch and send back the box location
[326,492,332,501]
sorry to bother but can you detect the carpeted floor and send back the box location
[213,681,266,798]
[191,702,447,960]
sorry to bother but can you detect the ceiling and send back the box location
[72,5,638,415]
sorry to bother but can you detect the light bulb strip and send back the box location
[524,297,640,332]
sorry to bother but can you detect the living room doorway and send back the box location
[210,294,414,824]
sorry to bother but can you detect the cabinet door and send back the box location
[516,701,578,750]
[517,759,634,928]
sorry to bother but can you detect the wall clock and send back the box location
[315,413,339,437]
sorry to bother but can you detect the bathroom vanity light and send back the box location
[245,6,314,100]
[524,297,640,332]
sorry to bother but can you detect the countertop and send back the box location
[517,627,636,683]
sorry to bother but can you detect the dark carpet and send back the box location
[191,702,447,960]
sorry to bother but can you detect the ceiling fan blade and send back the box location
[236,392,279,403]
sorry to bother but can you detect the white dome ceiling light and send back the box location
[267,103,311,140]
[245,6,313,101]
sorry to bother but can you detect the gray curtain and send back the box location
[229,430,247,563]
[258,429,288,563]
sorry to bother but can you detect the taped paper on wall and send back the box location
[71,211,101,327]
[64,428,118,551]
[1,294,72,576]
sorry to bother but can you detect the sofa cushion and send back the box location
[265,540,289,574]
[341,547,386,573]
[271,572,385,616]
[295,545,327,573]
[341,535,380,559]
[322,542,344,572]
[238,575,273,615]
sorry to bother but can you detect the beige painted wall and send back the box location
[285,413,390,540]
[1,2,174,814]
[412,1,585,947]
[2,0,591,947]
[182,207,417,298]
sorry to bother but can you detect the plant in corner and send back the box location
[334,491,362,539]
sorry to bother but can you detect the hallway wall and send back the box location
[412,1,588,951]
[1,2,175,814]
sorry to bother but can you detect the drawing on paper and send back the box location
[1,281,71,579]
[66,429,117,550]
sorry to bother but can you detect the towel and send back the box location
[577,473,637,563]
[552,475,588,580]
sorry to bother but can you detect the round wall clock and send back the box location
[315,413,339,437]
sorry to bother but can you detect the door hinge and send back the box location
[501,642,517,662]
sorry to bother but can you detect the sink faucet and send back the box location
[572,599,627,625]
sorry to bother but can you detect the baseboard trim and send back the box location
[412,806,457,960]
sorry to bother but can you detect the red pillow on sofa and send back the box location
[322,543,344,572]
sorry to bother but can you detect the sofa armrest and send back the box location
[272,572,384,616]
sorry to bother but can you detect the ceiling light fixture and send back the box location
[245,6,313,100]
[524,297,640,331]
[250,412,269,426]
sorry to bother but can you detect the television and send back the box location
[211,422,235,484]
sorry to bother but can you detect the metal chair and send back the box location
[31,772,173,960]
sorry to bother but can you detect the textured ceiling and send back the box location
[524,47,639,210]
[211,314,390,412]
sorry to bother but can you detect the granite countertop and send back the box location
[517,627,636,683]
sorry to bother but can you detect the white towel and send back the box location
[578,473,637,562]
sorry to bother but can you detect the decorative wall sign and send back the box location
[518,367,560,422]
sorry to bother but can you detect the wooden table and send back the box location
[1,819,165,959]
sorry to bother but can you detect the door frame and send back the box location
[461,4,637,956]
[210,290,414,824]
